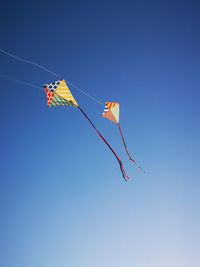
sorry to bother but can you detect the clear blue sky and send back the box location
[1,1,200,266]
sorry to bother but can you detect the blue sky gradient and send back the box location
[1,1,200,266]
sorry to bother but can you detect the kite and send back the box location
[43,79,130,181]
[102,102,143,172]
[0,48,144,181]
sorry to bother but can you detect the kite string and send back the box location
[0,48,104,106]
[67,81,104,106]
[0,48,60,78]
[0,74,42,90]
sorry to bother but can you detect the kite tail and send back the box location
[78,106,130,181]
[117,123,144,173]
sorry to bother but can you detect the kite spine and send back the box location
[77,106,130,181]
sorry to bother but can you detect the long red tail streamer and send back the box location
[117,123,144,173]
[78,106,130,181]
